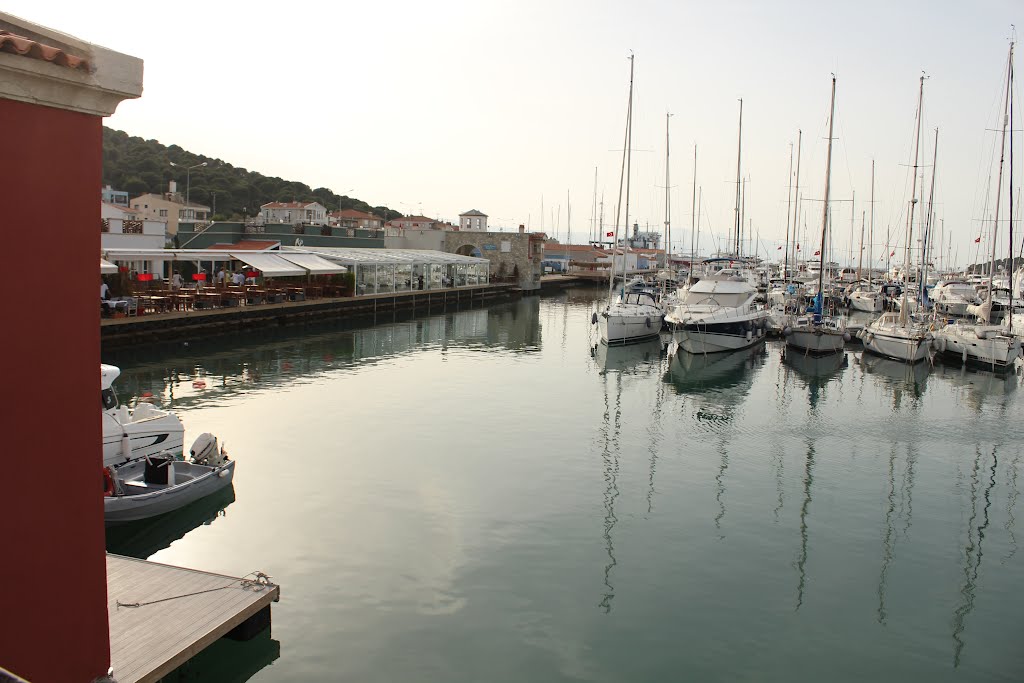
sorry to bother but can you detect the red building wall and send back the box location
[0,98,110,681]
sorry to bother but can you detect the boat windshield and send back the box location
[620,291,658,306]
[102,388,118,411]
[680,289,749,308]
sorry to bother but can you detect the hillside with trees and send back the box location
[102,127,400,222]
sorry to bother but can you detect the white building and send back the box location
[101,201,166,250]
[459,209,488,232]
[261,201,328,226]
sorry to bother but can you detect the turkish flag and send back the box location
[797,243,800,250]
[777,246,782,250]
[890,250,895,256]
[974,236,981,243]
[814,250,821,256]
[606,231,614,237]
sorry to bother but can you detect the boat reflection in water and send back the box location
[781,348,848,408]
[932,362,1019,414]
[592,337,665,376]
[105,484,236,559]
[156,628,280,683]
[857,351,930,406]
[663,344,767,409]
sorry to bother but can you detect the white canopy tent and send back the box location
[101,248,348,277]
[100,258,118,274]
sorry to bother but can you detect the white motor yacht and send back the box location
[102,364,185,468]
[665,267,768,353]
[932,321,1022,371]
[848,283,884,313]
[859,312,932,363]
[931,280,980,317]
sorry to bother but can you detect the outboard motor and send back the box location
[190,432,227,466]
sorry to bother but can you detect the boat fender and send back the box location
[843,332,852,342]
[645,317,652,328]
[103,467,115,497]
[591,312,598,325]
[782,326,792,336]
[746,330,752,342]
[962,348,968,364]
[866,332,874,344]
[193,379,207,389]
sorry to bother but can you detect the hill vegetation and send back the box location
[102,127,400,221]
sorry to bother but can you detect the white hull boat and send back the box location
[105,433,235,523]
[859,312,932,363]
[102,364,184,468]
[932,322,1022,370]
[849,290,884,313]
[666,266,769,354]
[598,290,663,345]
[785,315,849,355]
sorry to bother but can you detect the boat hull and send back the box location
[860,329,931,363]
[786,327,847,355]
[105,459,236,523]
[599,310,663,345]
[672,323,767,354]
[849,293,883,313]
[933,328,1022,370]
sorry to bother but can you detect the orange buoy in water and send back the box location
[193,379,207,389]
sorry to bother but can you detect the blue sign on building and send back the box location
[483,244,498,250]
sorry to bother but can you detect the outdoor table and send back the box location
[304,285,323,299]
[245,289,267,305]
[170,293,194,311]
[193,292,222,310]
[285,287,305,302]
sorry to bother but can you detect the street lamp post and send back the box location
[169,161,208,221]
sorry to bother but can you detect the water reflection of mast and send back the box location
[877,445,898,624]
[1005,453,1020,563]
[952,445,998,667]
[647,350,668,515]
[795,436,815,611]
[598,365,622,613]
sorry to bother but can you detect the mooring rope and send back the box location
[116,571,274,609]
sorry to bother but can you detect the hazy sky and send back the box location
[12,0,1022,265]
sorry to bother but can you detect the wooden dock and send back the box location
[101,283,518,349]
[107,554,279,683]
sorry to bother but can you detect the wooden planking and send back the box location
[107,554,279,683]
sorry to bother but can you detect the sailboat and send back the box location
[598,55,664,345]
[933,40,1022,370]
[860,75,933,363]
[786,76,849,355]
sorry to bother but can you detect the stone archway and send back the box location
[455,243,483,258]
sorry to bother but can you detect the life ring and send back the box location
[103,467,115,497]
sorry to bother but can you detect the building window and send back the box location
[159,209,168,217]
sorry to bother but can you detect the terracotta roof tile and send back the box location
[0,31,91,71]
[262,201,322,209]
[330,209,379,219]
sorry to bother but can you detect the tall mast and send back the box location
[792,130,803,273]
[664,112,672,266]
[690,145,697,276]
[857,209,865,282]
[921,128,939,305]
[741,177,747,256]
[608,54,634,302]
[869,160,875,284]
[816,76,837,318]
[1009,40,1015,331]
[696,187,702,258]
[784,142,794,280]
[622,55,635,291]
[900,75,925,326]
[734,98,743,255]
[987,42,1013,318]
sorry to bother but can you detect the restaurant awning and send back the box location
[230,253,306,277]
[100,259,118,274]
[277,253,348,275]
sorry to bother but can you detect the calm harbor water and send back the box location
[105,289,1024,682]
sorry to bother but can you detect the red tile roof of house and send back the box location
[0,30,91,71]
[208,240,280,250]
[395,215,435,222]
[102,202,134,214]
